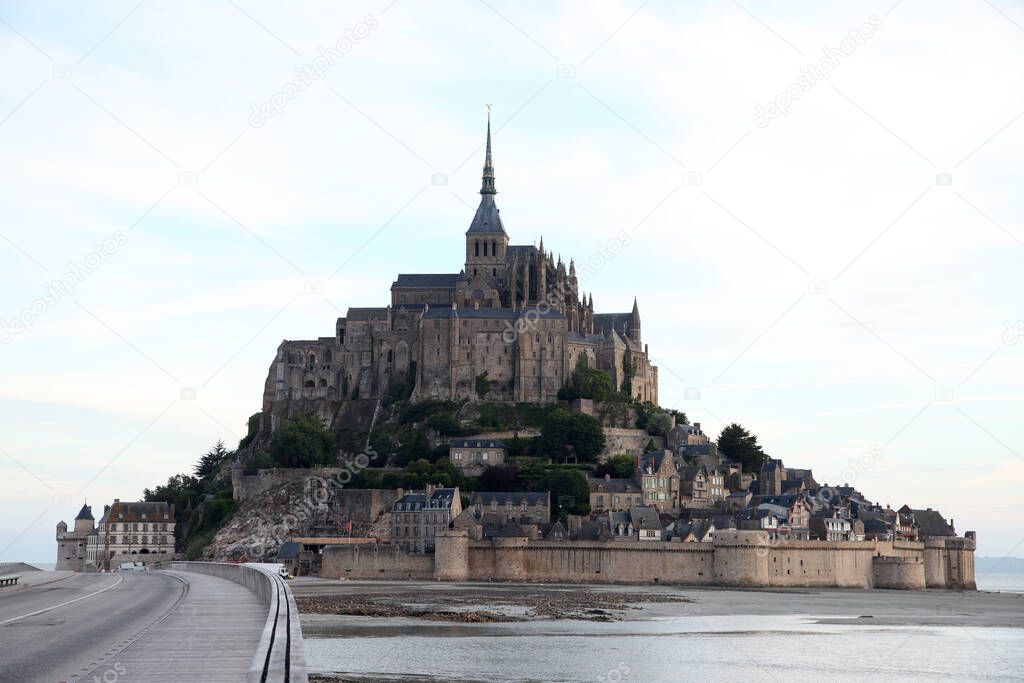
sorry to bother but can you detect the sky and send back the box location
[0,0,1022,563]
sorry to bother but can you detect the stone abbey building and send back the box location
[262,116,657,429]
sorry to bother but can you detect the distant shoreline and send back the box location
[975,556,1024,574]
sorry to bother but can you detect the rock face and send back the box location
[203,476,398,562]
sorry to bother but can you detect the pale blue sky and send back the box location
[1,0,1022,562]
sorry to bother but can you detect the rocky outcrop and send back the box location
[204,475,398,562]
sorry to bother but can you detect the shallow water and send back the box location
[978,573,1024,594]
[304,612,1024,682]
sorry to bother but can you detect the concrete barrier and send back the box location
[163,561,308,683]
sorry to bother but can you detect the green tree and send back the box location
[716,423,766,471]
[268,413,337,468]
[394,429,431,467]
[144,473,201,507]
[558,361,614,402]
[646,411,674,436]
[194,440,231,479]
[537,469,590,520]
[426,412,462,437]
[238,413,261,450]
[475,371,492,398]
[478,465,518,491]
[539,408,606,462]
[593,454,635,479]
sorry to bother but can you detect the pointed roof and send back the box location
[467,108,508,236]
[481,108,496,196]
[75,503,94,521]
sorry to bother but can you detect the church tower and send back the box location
[630,297,642,343]
[465,109,509,279]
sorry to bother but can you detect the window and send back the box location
[475,242,479,256]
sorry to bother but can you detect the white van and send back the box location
[117,561,147,572]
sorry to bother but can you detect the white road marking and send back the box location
[0,574,124,626]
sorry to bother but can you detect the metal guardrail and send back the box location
[159,561,308,683]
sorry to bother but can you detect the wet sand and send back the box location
[291,577,1024,629]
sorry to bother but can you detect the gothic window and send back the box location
[491,240,496,256]
[475,242,479,257]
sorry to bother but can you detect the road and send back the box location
[0,570,265,682]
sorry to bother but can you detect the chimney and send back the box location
[604,473,611,481]
[426,483,436,498]
[694,422,701,432]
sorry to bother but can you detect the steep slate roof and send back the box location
[587,477,641,494]
[393,488,459,512]
[507,244,539,259]
[593,313,631,335]
[576,520,607,540]
[863,518,890,534]
[107,501,174,523]
[345,307,388,321]
[75,503,94,521]
[467,194,507,234]
[566,332,605,345]
[276,541,300,560]
[638,451,672,472]
[470,491,548,507]
[450,439,506,449]
[630,507,663,531]
[494,521,530,538]
[912,509,955,537]
[392,274,460,289]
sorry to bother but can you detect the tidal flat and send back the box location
[297,579,1024,682]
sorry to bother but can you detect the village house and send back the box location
[448,438,506,475]
[587,475,643,512]
[739,507,783,539]
[667,519,715,543]
[810,512,853,541]
[452,491,551,539]
[468,491,550,523]
[679,465,726,507]
[391,485,462,553]
[608,506,663,541]
[896,505,956,541]
[56,500,176,572]
[637,450,679,511]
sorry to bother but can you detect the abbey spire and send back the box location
[466,108,507,238]
[480,107,496,195]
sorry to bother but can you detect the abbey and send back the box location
[263,115,657,427]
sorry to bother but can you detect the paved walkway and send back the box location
[82,570,266,683]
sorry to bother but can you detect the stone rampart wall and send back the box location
[320,531,975,590]
[321,543,433,580]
